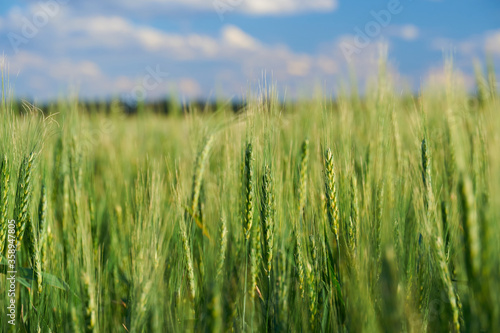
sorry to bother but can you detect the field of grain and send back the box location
[0,63,499,332]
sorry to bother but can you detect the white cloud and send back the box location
[52,60,102,80]
[177,78,202,97]
[81,16,130,35]
[49,14,220,60]
[9,51,46,70]
[59,15,339,80]
[385,25,419,41]
[241,0,337,15]
[423,67,474,90]
[7,52,103,82]
[286,56,312,76]
[317,56,338,75]
[4,51,114,97]
[431,29,500,58]
[485,30,500,56]
[430,37,453,51]
[72,0,338,16]
[222,25,260,50]
[1,7,409,100]
[399,25,419,40]
[114,76,135,91]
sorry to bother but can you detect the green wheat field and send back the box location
[0,60,499,332]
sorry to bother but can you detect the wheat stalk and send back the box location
[0,155,9,255]
[242,142,254,241]
[190,135,213,220]
[458,175,480,284]
[298,139,309,217]
[250,222,261,296]
[241,142,254,329]
[422,138,461,332]
[293,226,305,299]
[82,272,97,333]
[323,148,339,245]
[179,217,196,302]
[260,164,275,279]
[348,173,358,261]
[307,262,317,330]
[14,152,35,249]
[26,215,43,295]
[215,214,227,284]
[374,181,384,276]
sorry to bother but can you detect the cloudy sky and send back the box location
[0,0,499,101]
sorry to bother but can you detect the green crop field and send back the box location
[0,60,499,332]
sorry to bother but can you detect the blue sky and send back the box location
[0,0,499,101]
